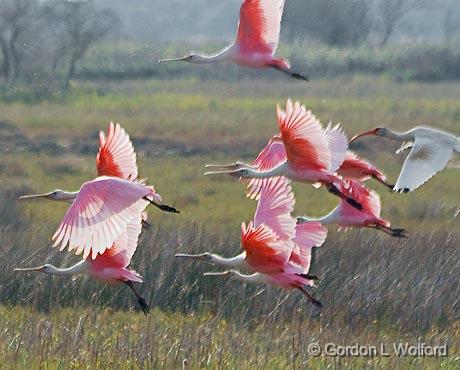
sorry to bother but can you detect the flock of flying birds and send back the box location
[14,0,460,314]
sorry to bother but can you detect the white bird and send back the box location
[351,126,460,193]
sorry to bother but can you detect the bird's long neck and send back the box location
[382,129,413,142]
[59,191,79,203]
[45,260,87,276]
[210,253,246,267]
[299,210,338,225]
[244,163,287,179]
[193,46,234,64]
[230,271,267,284]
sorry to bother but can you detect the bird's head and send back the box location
[350,127,388,142]
[14,264,54,274]
[19,189,74,202]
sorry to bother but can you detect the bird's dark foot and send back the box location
[144,197,180,214]
[290,72,309,81]
[403,188,410,193]
[309,296,323,308]
[386,184,396,191]
[390,228,408,238]
[298,273,320,281]
[137,297,150,316]
[157,204,180,214]
[298,287,323,308]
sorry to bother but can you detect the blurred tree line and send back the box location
[0,0,119,90]
[0,0,459,94]
[284,0,460,46]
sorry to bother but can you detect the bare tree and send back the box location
[443,8,460,44]
[0,0,36,82]
[284,0,372,47]
[376,0,426,46]
[42,0,120,90]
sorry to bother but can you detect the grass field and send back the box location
[0,75,459,368]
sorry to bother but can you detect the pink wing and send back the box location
[340,180,381,217]
[241,222,292,274]
[236,0,285,54]
[338,151,373,180]
[323,123,348,173]
[277,99,331,171]
[289,221,328,274]
[246,136,287,199]
[52,177,153,260]
[96,122,138,180]
[253,176,296,242]
[90,213,143,269]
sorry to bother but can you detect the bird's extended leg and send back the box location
[374,224,408,238]
[372,175,395,191]
[326,184,363,211]
[297,287,323,308]
[297,273,320,281]
[124,281,150,316]
[272,65,309,81]
[143,196,180,214]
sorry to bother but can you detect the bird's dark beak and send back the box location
[13,266,42,272]
[18,192,51,200]
[158,56,190,63]
[350,128,379,142]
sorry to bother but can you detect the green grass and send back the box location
[0,76,459,368]
[0,306,458,369]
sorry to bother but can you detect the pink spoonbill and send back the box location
[14,192,154,314]
[176,177,327,306]
[205,99,363,210]
[19,122,179,226]
[297,180,407,238]
[159,0,308,81]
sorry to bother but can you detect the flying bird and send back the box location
[158,0,308,80]
[15,212,151,315]
[20,122,179,213]
[338,151,393,190]
[15,123,181,314]
[351,126,460,193]
[176,177,327,306]
[297,180,407,238]
[205,99,363,210]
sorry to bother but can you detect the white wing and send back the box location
[394,137,454,192]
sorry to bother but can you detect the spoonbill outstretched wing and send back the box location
[205,100,363,210]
